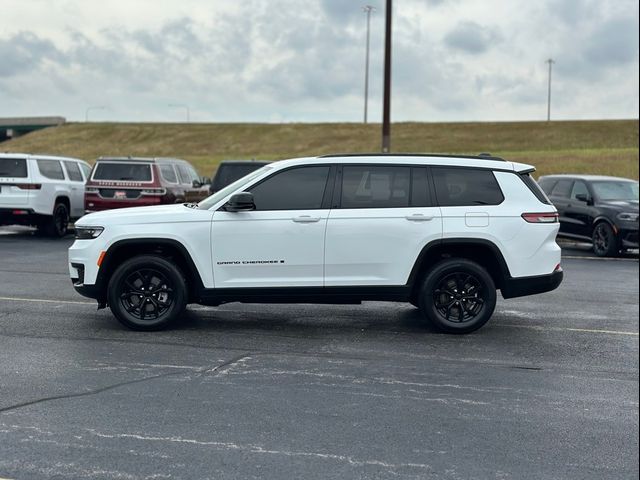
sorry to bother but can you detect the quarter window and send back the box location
[64,161,83,182]
[433,167,503,206]
[249,166,330,211]
[37,159,65,180]
[341,166,411,208]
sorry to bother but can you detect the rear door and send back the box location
[63,161,86,217]
[547,179,574,235]
[324,164,442,286]
[0,156,31,206]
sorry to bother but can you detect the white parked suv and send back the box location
[69,154,563,333]
[1,153,92,237]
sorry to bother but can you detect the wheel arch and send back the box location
[407,239,511,298]
[97,238,205,303]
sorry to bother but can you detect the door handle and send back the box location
[405,214,434,222]
[292,216,321,223]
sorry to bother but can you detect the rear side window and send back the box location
[64,161,83,182]
[176,164,192,184]
[159,164,178,183]
[433,167,504,206]
[37,159,65,180]
[93,163,152,182]
[520,173,552,205]
[549,179,572,198]
[249,166,330,211]
[0,158,27,177]
[341,166,411,208]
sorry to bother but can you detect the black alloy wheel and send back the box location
[592,222,618,257]
[41,202,70,237]
[107,255,187,330]
[418,258,496,334]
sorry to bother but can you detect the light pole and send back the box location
[362,5,375,124]
[546,58,555,122]
[381,0,392,152]
[85,106,106,122]
[169,104,190,122]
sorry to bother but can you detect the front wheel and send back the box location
[592,222,618,257]
[107,255,187,331]
[417,259,497,334]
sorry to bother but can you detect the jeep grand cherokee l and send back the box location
[69,154,563,334]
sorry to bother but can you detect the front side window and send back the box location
[249,166,330,211]
[176,164,191,184]
[341,166,411,209]
[433,167,503,206]
[79,163,92,180]
[64,161,83,182]
[37,159,65,180]
[570,181,589,200]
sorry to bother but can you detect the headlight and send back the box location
[75,226,104,239]
[617,212,639,222]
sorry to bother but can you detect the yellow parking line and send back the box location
[0,296,93,305]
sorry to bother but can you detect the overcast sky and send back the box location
[0,0,638,123]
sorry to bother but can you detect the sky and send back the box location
[0,0,638,123]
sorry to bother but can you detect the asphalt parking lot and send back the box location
[0,228,638,480]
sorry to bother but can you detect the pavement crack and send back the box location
[0,353,252,415]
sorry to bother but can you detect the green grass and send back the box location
[3,119,638,179]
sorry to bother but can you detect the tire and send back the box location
[107,255,187,331]
[592,222,618,257]
[40,202,70,238]
[417,258,497,334]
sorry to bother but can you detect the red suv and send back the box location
[85,157,210,212]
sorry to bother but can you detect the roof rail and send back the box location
[318,153,506,161]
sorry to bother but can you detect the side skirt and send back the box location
[197,286,412,306]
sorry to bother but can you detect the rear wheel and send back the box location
[417,258,496,334]
[107,255,187,331]
[592,222,618,257]
[40,202,69,237]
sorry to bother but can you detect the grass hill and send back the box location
[3,120,638,179]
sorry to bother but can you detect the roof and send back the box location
[539,174,638,182]
[0,152,88,164]
[319,152,506,162]
[96,157,187,163]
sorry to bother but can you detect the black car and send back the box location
[209,160,271,194]
[538,175,639,256]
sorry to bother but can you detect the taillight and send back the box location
[521,212,559,223]
[16,183,42,190]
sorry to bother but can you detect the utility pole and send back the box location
[381,0,392,152]
[362,5,375,124]
[546,58,555,122]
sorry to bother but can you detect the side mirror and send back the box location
[225,192,255,212]
[201,177,211,185]
[192,179,202,188]
[575,193,593,205]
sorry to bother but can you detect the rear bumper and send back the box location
[0,208,39,226]
[501,268,563,299]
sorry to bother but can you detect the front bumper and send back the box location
[619,227,639,249]
[501,268,563,299]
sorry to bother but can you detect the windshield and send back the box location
[198,165,273,210]
[591,181,639,201]
[93,162,152,182]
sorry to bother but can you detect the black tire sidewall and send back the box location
[419,259,497,334]
[107,255,187,331]
[41,203,69,237]
[592,223,618,257]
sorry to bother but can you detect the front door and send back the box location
[212,165,333,288]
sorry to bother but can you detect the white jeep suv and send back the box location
[69,154,563,333]
[1,153,92,237]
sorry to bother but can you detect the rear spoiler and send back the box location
[512,162,536,175]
